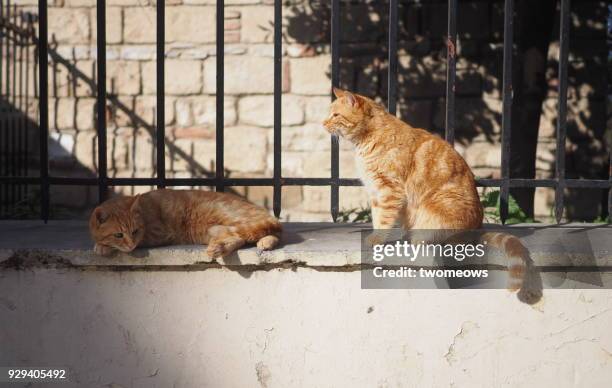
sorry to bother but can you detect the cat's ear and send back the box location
[130,194,141,214]
[333,88,360,107]
[332,87,345,99]
[344,91,361,108]
[93,207,108,225]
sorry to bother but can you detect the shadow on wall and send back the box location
[0,8,43,219]
[543,1,610,221]
[0,97,39,218]
[1,14,241,219]
[2,2,609,221]
[284,0,610,221]
[285,0,504,140]
[0,92,102,219]
[45,36,220,179]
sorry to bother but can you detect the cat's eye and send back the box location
[132,229,139,236]
[332,113,339,117]
[114,233,123,238]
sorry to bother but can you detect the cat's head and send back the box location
[89,195,145,253]
[323,88,370,141]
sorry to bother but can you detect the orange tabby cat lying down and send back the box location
[89,189,282,259]
[324,88,539,301]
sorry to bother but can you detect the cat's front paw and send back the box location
[206,242,226,259]
[94,243,115,256]
[365,230,393,247]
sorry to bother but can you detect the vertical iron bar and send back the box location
[96,0,108,203]
[0,0,3,96]
[11,4,16,159]
[3,0,7,108]
[24,13,31,199]
[38,0,49,221]
[5,0,10,103]
[0,0,4,215]
[5,0,12,213]
[500,0,513,224]
[330,0,339,222]
[18,8,24,201]
[555,0,570,224]
[3,0,8,183]
[387,0,398,115]
[156,0,165,188]
[272,0,282,218]
[215,0,224,192]
[10,2,16,211]
[445,0,457,145]
[609,0,612,223]
[33,17,38,100]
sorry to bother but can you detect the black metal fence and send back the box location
[0,0,610,224]
[0,2,37,217]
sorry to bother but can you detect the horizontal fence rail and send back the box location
[0,0,610,224]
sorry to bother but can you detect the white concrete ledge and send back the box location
[0,221,367,268]
[2,221,612,387]
[0,221,611,269]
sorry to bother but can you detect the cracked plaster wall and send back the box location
[1,268,612,387]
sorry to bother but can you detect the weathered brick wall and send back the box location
[9,0,610,221]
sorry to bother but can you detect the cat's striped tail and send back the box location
[410,229,540,303]
[480,232,537,294]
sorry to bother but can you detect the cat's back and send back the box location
[370,115,476,188]
[415,129,472,173]
[144,188,218,204]
[147,189,256,214]
[182,189,248,207]
[141,188,184,208]
[382,118,469,170]
[148,189,232,215]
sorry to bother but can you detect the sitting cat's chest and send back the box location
[355,152,380,196]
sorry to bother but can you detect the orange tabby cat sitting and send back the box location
[324,88,538,300]
[89,189,281,259]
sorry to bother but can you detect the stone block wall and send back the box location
[7,0,611,221]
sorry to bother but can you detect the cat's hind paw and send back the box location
[256,235,280,252]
